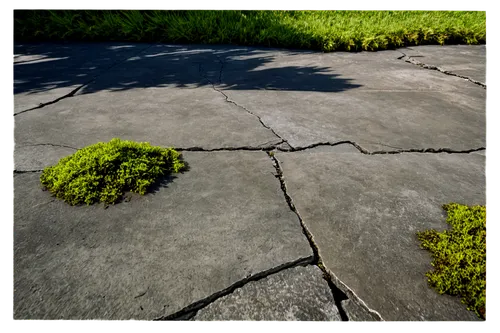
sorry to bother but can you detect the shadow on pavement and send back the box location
[14,43,362,96]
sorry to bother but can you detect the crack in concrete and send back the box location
[154,255,314,320]
[267,152,350,321]
[176,143,283,152]
[14,169,43,174]
[12,141,484,176]
[14,43,155,116]
[397,51,486,88]
[198,61,290,146]
[283,141,486,155]
[17,143,79,150]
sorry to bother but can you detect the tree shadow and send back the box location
[14,43,362,96]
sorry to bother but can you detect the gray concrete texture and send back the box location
[14,42,486,320]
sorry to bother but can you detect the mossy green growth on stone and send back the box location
[40,138,185,205]
[417,203,486,319]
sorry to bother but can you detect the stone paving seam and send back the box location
[198,60,291,147]
[154,256,314,321]
[14,43,155,116]
[397,51,486,88]
[267,152,352,322]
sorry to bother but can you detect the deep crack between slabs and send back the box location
[180,142,485,155]
[397,51,486,88]
[267,151,353,321]
[154,256,314,320]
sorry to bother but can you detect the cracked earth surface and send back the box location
[14,43,485,321]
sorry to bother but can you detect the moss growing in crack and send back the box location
[417,203,486,319]
[40,138,185,205]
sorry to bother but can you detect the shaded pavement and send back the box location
[14,42,485,320]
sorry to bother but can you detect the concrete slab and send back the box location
[13,43,486,321]
[14,43,150,113]
[276,147,484,321]
[14,87,282,156]
[14,144,78,171]
[193,265,341,321]
[14,151,313,319]
[399,45,486,84]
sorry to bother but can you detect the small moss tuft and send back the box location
[417,203,486,319]
[40,138,185,205]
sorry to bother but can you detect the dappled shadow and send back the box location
[14,43,362,97]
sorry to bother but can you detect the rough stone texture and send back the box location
[277,146,485,321]
[341,299,381,321]
[13,43,486,321]
[14,43,150,113]
[193,265,341,321]
[14,151,313,319]
[14,144,78,171]
[14,87,282,153]
[399,45,486,84]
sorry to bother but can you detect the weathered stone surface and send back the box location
[276,146,484,321]
[14,144,78,171]
[193,265,341,321]
[341,299,381,321]
[14,151,312,319]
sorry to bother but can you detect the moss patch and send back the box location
[417,203,486,319]
[40,138,185,205]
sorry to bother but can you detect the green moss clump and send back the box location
[40,138,185,205]
[417,203,486,319]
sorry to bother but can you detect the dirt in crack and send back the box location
[266,151,350,321]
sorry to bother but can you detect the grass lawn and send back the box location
[14,10,485,52]
[417,203,486,319]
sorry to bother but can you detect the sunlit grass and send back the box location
[14,10,486,52]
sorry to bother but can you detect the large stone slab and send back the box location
[14,151,313,319]
[14,43,149,113]
[276,147,485,321]
[14,86,282,157]
[219,89,485,151]
[398,45,486,84]
[193,265,341,321]
[215,47,485,151]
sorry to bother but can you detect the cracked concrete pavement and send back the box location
[14,43,485,320]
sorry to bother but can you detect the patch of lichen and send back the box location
[417,203,486,319]
[40,138,185,205]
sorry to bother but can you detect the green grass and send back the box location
[14,10,485,52]
[40,138,185,205]
[417,203,486,319]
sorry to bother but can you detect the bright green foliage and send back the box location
[40,138,185,205]
[14,11,485,52]
[417,203,486,319]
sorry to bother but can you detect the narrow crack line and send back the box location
[175,145,280,152]
[279,140,486,155]
[266,152,351,321]
[14,43,155,116]
[370,146,486,155]
[215,55,225,85]
[397,51,486,88]
[14,169,43,174]
[154,255,314,321]
[134,287,149,299]
[16,143,79,150]
[198,61,291,147]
